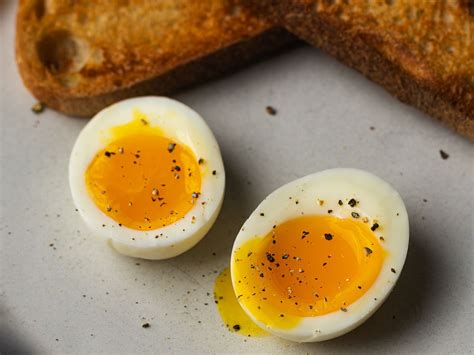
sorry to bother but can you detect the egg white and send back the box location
[231,168,409,342]
[69,97,225,260]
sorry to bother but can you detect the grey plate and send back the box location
[1,2,473,354]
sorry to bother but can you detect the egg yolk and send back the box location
[85,115,201,230]
[232,215,385,329]
[214,267,268,337]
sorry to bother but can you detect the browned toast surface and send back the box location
[16,0,293,116]
[254,0,474,139]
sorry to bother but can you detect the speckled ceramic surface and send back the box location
[1,2,473,353]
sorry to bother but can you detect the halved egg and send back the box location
[231,168,409,342]
[69,97,225,259]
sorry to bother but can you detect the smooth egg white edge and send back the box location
[231,168,409,342]
[69,97,225,260]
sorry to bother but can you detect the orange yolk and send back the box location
[85,115,201,230]
[232,215,384,329]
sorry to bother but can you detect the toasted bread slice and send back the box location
[253,0,474,140]
[16,0,293,117]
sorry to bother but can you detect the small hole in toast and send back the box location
[34,0,45,19]
[37,30,89,75]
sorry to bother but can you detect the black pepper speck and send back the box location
[371,223,380,231]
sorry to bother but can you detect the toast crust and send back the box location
[254,0,474,140]
[16,0,294,117]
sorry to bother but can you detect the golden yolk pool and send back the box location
[232,215,385,329]
[214,268,268,337]
[85,115,201,230]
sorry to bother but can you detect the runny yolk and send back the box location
[85,115,201,230]
[232,215,385,329]
[213,267,268,337]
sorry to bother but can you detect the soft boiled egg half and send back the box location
[231,168,409,342]
[69,97,225,259]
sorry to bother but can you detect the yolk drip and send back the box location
[232,215,385,329]
[85,114,201,230]
[214,268,268,337]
